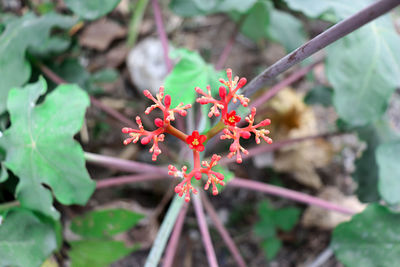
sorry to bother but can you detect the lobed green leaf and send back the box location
[0,78,95,219]
[64,0,121,20]
[0,209,57,267]
[332,204,400,267]
[0,12,77,114]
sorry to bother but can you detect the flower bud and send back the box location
[164,95,171,107]
[237,77,247,88]
[240,131,251,139]
[219,86,226,98]
[154,118,164,127]
[141,136,150,145]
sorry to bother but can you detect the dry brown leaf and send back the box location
[260,88,334,188]
[106,43,129,68]
[302,186,365,229]
[79,18,126,51]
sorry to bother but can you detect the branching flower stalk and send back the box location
[122,69,273,202]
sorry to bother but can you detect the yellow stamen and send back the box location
[192,139,199,146]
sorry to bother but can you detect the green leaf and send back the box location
[262,237,282,260]
[283,0,400,126]
[169,0,257,17]
[267,9,307,52]
[231,1,271,42]
[64,0,121,20]
[327,19,400,126]
[353,119,399,202]
[283,0,370,21]
[0,78,95,219]
[71,209,144,238]
[69,240,137,267]
[0,12,77,114]
[273,207,301,232]
[304,85,333,107]
[164,49,222,107]
[0,209,57,267]
[376,141,400,205]
[332,204,400,267]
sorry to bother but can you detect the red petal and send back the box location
[197,144,205,152]
[199,134,207,143]
[192,130,200,138]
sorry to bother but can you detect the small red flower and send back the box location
[224,110,241,126]
[186,130,206,152]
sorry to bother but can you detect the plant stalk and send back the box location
[85,152,168,175]
[96,173,168,189]
[145,195,185,267]
[220,132,342,165]
[249,59,323,109]
[163,202,189,267]
[243,0,400,99]
[0,201,20,212]
[152,0,173,72]
[228,178,355,215]
[201,192,247,267]
[193,194,219,267]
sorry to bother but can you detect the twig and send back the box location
[96,173,168,189]
[249,59,323,109]
[220,132,342,165]
[193,194,219,267]
[163,203,189,267]
[152,0,173,73]
[243,0,400,99]
[201,192,247,267]
[85,152,168,175]
[228,178,355,215]
[0,200,20,212]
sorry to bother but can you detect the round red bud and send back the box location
[154,118,164,127]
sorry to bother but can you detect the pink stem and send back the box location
[201,193,247,267]
[220,132,341,165]
[90,96,136,128]
[249,59,322,109]
[152,0,173,73]
[85,152,168,175]
[193,194,219,267]
[96,173,168,189]
[163,203,189,267]
[228,178,355,215]
[216,31,236,71]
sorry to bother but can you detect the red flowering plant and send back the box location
[122,69,272,202]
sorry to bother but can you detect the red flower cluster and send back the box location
[122,69,272,202]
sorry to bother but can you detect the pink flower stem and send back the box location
[220,132,342,165]
[201,192,247,267]
[228,178,355,215]
[152,0,173,73]
[215,15,247,70]
[249,59,323,109]
[193,194,219,267]
[96,173,168,189]
[163,202,189,267]
[85,152,168,175]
